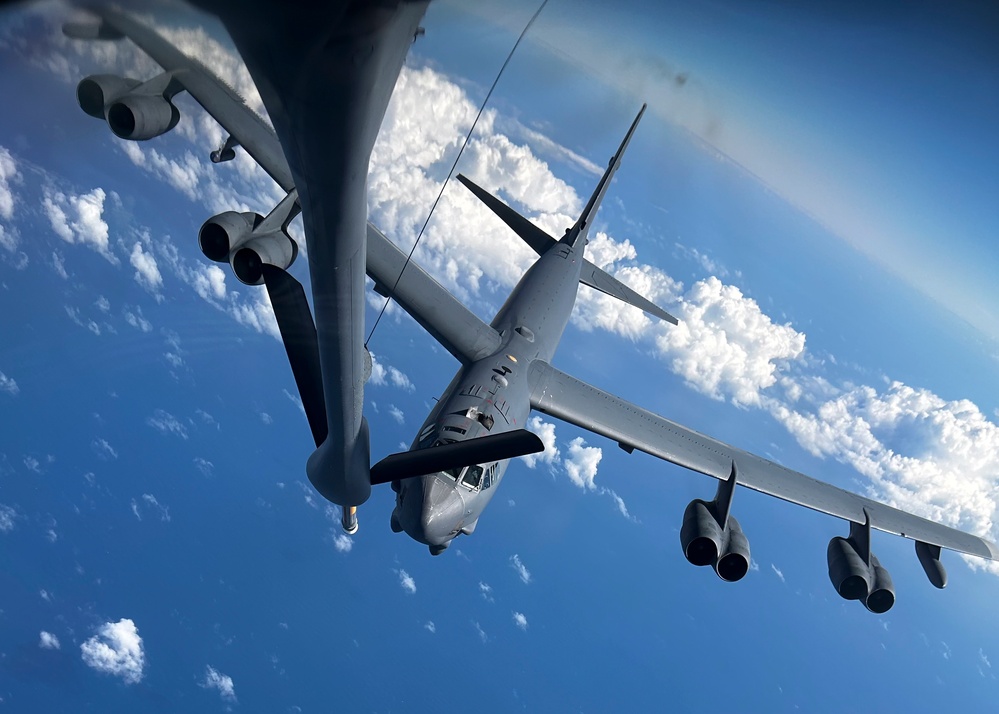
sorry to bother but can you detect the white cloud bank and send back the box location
[80,618,145,684]
[39,631,61,650]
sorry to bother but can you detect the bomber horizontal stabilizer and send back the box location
[580,261,679,324]
[456,171,677,324]
[455,174,556,255]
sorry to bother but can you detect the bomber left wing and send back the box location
[527,359,999,575]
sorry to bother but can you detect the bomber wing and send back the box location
[527,359,999,562]
[365,223,502,364]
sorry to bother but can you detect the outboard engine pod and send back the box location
[199,211,259,262]
[680,499,723,567]
[106,94,180,141]
[76,74,141,119]
[231,232,298,286]
[865,554,895,614]
[827,536,871,601]
[715,517,750,582]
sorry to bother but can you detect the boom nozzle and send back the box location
[341,505,358,535]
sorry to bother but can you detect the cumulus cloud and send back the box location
[42,186,117,263]
[389,405,405,425]
[424,621,436,634]
[91,438,118,460]
[655,277,805,407]
[134,494,171,522]
[332,533,353,553]
[473,621,487,643]
[202,665,236,702]
[0,145,17,220]
[0,504,16,532]
[563,437,603,490]
[146,409,188,439]
[80,618,145,684]
[0,369,18,396]
[369,353,415,392]
[398,569,417,594]
[767,381,999,572]
[129,241,163,295]
[51,250,68,278]
[512,612,528,630]
[522,415,559,468]
[193,457,214,476]
[123,305,152,332]
[510,554,531,584]
[39,631,61,650]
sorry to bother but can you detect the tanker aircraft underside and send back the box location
[68,4,999,614]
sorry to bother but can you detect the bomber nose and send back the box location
[399,475,464,546]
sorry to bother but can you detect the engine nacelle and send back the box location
[716,517,750,582]
[827,536,895,613]
[231,233,298,286]
[106,94,180,141]
[76,74,141,119]
[199,211,259,263]
[827,536,871,600]
[866,554,895,614]
[680,499,751,582]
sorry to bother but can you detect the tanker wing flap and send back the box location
[527,359,999,562]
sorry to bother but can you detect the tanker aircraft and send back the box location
[66,0,430,534]
[68,5,999,614]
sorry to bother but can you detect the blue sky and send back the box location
[1,0,999,711]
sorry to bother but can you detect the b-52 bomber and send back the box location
[68,5,998,614]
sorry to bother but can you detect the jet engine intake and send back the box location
[680,499,751,582]
[826,536,895,613]
[106,94,180,141]
[199,211,259,263]
[232,233,298,285]
[76,74,141,119]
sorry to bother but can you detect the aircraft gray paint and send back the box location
[68,5,998,614]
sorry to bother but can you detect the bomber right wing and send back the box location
[527,359,999,562]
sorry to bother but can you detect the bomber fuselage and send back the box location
[395,237,587,551]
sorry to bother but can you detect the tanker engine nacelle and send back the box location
[680,498,751,582]
[76,74,180,141]
[199,211,298,286]
[827,536,895,613]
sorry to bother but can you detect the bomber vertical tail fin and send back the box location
[456,104,677,325]
[562,104,646,248]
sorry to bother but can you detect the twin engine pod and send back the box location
[680,498,751,582]
[827,536,895,613]
[77,74,180,141]
[199,211,298,285]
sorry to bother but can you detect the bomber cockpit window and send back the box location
[461,465,483,489]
